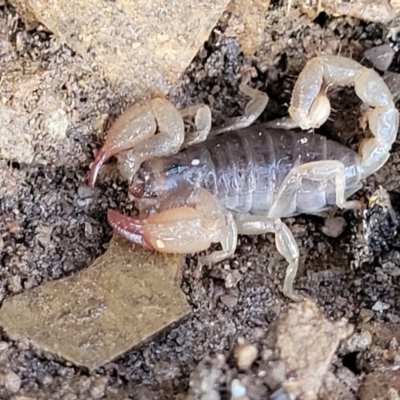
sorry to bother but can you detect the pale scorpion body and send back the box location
[88,56,399,300]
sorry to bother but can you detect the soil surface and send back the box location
[1,1,400,399]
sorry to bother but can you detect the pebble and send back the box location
[263,360,286,391]
[234,338,258,370]
[340,329,372,354]
[90,377,108,399]
[372,300,390,312]
[38,373,54,387]
[0,369,21,393]
[7,220,20,236]
[322,216,346,238]
[360,308,374,323]
[77,185,94,199]
[8,275,22,294]
[382,261,400,277]
[365,44,394,71]
[231,379,246,399]
[0,341,9,352]
[270,388,291,400]
[219,294,238,308]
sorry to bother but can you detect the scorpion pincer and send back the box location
[88,56,399,300]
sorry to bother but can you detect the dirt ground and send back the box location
[1,1,400,399]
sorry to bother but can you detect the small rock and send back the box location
[340,330,372,354]
[382,261,400,277]
[35,224,53,248]
[78,185,94,199]
[231,379,246,399]
[234,338,258,370]
[270,388,291,400]
[261,348,274,361]
[8,275,22,294]
[372,301,390,313]
[270,299,353,399]
[322,216,346,238]
[0,341,9,352]
[263,360,286,391]
[37,373,53,387]
[220,294,238,308]
[43,108,69,140]
[0,368,21,393]
[90,376,108,399]
[365,44,394,71]
[360,308,374,324]
[6,220,20,236]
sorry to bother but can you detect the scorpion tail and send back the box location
[107,209,154,250]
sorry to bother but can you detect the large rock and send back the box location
[10,0,230,98]
[0,235,189,371]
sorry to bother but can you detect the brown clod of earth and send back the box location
[359,371,400,400]
[0,235,189,371]
[9,0,230,99]
[270,298,354,400]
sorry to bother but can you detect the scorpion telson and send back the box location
[89,56,399,300]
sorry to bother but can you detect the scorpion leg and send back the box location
[211,73,269,135]
[198,212,238,265]
[268,160,362,220]
[236,214,300,301]
[180,104,212,146]
[117,98,185,182]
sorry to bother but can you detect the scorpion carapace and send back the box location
[89,56,399,300]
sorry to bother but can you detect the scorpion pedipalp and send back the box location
[108,203,225,254]
[89,99,158,186]
[89,97,188,186]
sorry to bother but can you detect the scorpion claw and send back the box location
[89,149,112,187]
[108,204,225,254]
[88,100,160,186]
[107,209,154,250]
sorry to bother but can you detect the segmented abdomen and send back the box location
[198,125,361,216]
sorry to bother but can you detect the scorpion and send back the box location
[88,55,399,300]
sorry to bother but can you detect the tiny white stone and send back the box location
[372,300,390,312]
[231,379,246,398]
[156,239,165,249]
[191,159,200,166]
[300,137,308,144]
